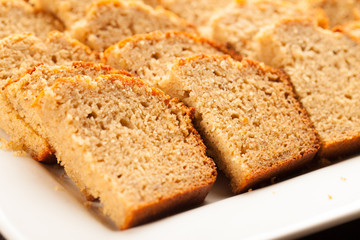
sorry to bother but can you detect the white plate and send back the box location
[1,128,360,240]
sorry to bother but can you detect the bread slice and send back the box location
[102,31,241,87]
[0,0,64,40]
[32,73,217,229]
[4,62,130,163]
[0,32,97,161]
[69,0,196,51]
[306,0,360,27]
[157,0,233,35]
[254,19,360,158]
[30,0,161,28]
[159,55,320,193]
[210,0,328,57]
[334,20,360,41]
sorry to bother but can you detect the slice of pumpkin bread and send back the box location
[210,0,328,57]
[0,0,64,40]
[69,0,196,51]
[33,73,217,229]
[103,31,241,87]
[0,32,97,161]
[4,62,129,161]
[159,55,320,193]
[254,19,360,157]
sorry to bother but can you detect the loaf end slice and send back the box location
[160,55,320,193]
[33,74,216,228]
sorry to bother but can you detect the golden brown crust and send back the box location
[320,133,360,159]
[173,55,320,193]
[34,72,216,229]
[103,31,242,62]
[333,21,360,41]
[123,179,215,229]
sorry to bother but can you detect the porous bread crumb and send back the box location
[160,55,320,193]
[0,32,97,162]
[254,19,360,158]
[5,62,130,163]
[69,0,196,51]
[306,0,360,27]
[103,31,241,87]
[210,0,328,58]
[157,0,233,35]
[30,0,161,28]
[0,0,64,40]
[33,73,216,229]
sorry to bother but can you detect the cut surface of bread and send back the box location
[159,55,320,193]
[254,19,360,158]
[307,0,360,27]
[103,31,241,87]
[0,32,97,161]
[4,62,129,163]
[211,0,328,57]
[31,0,161,28]
[0,0,64,40]
[69,0,196,51]
[33,74,217,229]
[158,0,233,35]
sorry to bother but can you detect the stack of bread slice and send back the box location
[2,0,360,231]
[30,72,217,229]
[0,32,97,161]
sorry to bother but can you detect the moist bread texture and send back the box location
[307,0,360,27]
[33,73,217,229]
[159,55,320,193]
[103,31,242,87]
[210,0,328,57]
[254,19,360,158]
[0,0,64,40]
[30,0,158,28]
[4,62,129,163]
[157,0,233,35]
[69,0,196,51]
[0,32,97,161]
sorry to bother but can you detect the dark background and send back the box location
[1,217,360,239]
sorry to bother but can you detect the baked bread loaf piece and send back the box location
[103,31,241,87]
[157,0,233,36]
[159,55,320,193]
[0,0,64,40]
[0,32,97,161]
[306,0,360,27]
[334,20,360,40]
[30,0,158,29]
[69,0,196,51]
[210,0,328,57]
[254,19,360,158]
[33,73,217,229]
[4,62,129,163]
